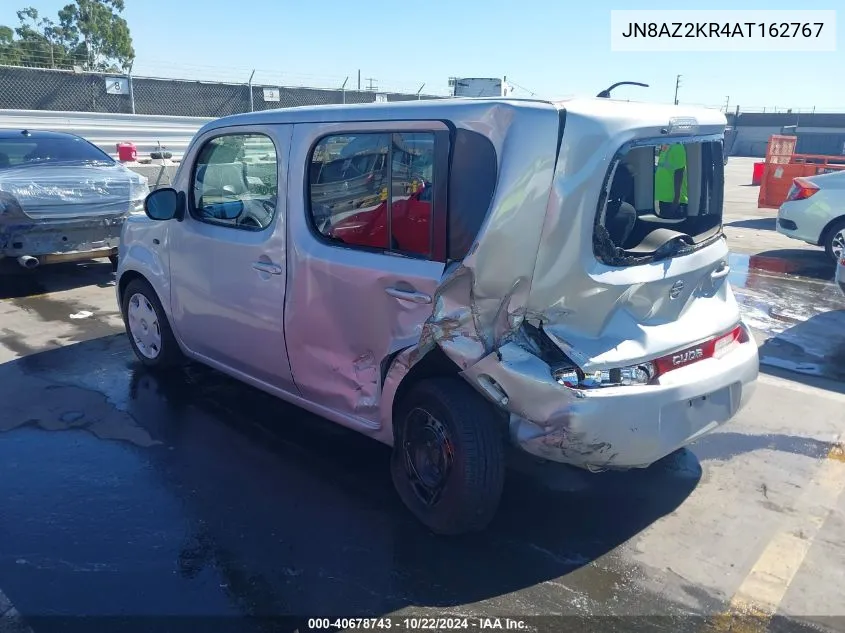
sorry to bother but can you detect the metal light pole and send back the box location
[248,69,255,112]
[417,83,425,100]
[128,62,136,114]
[674,74,682,105]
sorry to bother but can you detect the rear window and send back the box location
[0,135,114,169]
[594,138,724,266]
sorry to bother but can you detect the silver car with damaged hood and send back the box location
[117,98,759,534]
[0,129,148,271]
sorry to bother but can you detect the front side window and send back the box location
[594,138,724,266]
[308,132,436,259]
[191,133,278,231]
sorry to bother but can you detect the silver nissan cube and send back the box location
[116,97,759,534]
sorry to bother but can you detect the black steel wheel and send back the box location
[391,377,505,535]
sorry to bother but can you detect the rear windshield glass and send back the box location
[594,138,724,266]
[0,136,114,169]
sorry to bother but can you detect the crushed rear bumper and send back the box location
[464,334,759,471]
[0,214,125,266]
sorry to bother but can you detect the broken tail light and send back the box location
[553,323,750,389]
[786,178,819,202]
[554,362,656,389]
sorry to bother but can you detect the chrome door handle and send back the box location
[385,287,432,304]
[252,261,282,275]
[711,265,731,280]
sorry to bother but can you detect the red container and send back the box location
[752,161,764,185]
[116,142,137,162]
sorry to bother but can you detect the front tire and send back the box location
[121,278,183,369]
[391,377,505,535]
[824,218,845,263]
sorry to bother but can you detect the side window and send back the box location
[191,133,278,231]
[308,132,437,259]
[447,129,497,260]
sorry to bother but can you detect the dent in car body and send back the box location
[121,98,753,470]
[381,100,745,468]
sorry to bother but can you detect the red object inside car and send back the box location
[329,186,434,257]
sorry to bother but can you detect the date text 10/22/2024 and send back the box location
[306,618,529,630]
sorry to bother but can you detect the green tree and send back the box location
[0,1,134,71]
[0,25,22,66]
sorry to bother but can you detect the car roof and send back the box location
[0,129,81,141]
[205,97,559,130]
[201,96,725,137]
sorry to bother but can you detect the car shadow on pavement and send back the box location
[725,218,776,231]
[130,359,704,611]
[0,260,115,300]
[5,334,703,617]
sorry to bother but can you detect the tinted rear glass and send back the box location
[0,136,114,169]
[447,129,498,260]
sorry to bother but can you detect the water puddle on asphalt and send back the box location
[728,252,845,382]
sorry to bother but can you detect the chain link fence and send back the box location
[0,65,443,116]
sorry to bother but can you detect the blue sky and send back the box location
[2,1,842,111]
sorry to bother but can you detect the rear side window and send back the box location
[447,129,498,260]
[594,138,724,266]
[308,132,439,260]
[0,136,114,168]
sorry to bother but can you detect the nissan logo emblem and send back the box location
[669,280,685,299]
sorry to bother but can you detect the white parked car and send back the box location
[117,98,759,534]
[776,171,845,262]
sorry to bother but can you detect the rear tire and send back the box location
[823,218,845,263]
[391,377,505,535]
[121,278,183,369]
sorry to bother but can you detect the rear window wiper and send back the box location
[652,235,695,261]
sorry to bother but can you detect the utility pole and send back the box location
[357,69,361,91]
[365,77,377,91]
[673,74,682,105]
[723,96,730,113]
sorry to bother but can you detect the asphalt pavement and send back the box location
[1,159,844,633]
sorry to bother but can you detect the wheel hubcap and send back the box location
[127,293,162,359]
[403,408,454,507]
[832,229,845,260]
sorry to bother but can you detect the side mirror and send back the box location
[144,188,179,221]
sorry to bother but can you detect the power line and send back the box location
[506,79,539,97]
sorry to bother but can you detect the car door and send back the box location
[285,122,450,426]
[168,125,296,392]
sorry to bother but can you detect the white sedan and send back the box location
[776,170,845,262]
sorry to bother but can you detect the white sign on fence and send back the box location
[105,77,129,95]
[263,88,280,102]
[374,93,388,103]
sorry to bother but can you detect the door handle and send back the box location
[711,264,731,280]
[252,261,282,275]
[385,287,432,304]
